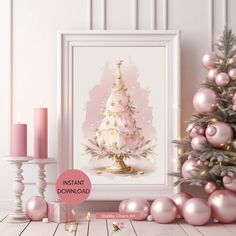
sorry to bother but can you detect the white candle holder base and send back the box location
[5,156,33,223]
[29,158,56,199]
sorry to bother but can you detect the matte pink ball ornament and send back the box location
[191,135,207,151]
[208,190,236,223]
[205,121,233,148]
[193,88,217,115]
[215,72,230,86]
[186,123,205,138]
[25,196,48,221]
[171,192,192,218]
[183,198,211,226]
[204,182,217,194]
[208,68,220,81]
[151,197,177,224]
[181,159,199,179]
[125,198,150,220]
[202,52,218,69]
[223,176,236,192]
[229,68,236,80]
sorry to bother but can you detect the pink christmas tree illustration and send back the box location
[84,60,155,173]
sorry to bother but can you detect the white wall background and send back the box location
[0,0,235,210]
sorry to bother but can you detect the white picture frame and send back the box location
[57,31,180,200]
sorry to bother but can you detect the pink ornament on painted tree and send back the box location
[186,123,205,138]
[204,182,217,194]
[223,175,236,192]
[202,52,218,69]
[181,159,199,179]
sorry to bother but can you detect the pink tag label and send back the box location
[96,212,141,220]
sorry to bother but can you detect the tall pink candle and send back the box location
[34,107,48,159]
[10,123,27,156]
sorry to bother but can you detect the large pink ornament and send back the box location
[215,72,230,87]
[205,121,233,148]
[204,182,217,194]
[151,197,177,224]
[208,190,236,223]
[119,199,129,212]
[125,198,150,220]
[171,192,192,218]
[202,52,218,69]
[182,159,198,179]
[229,68,236,80]
[193,88,217,115]
[208,68,220,82]
[183,198,211,226]
[25,196,48,221]
[223,176,232,184]
[223,176,236,192]
[191,135,207,151]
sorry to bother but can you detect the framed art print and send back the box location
[57,31,180,200]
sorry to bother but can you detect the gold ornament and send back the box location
[224,144,234,151]
[232,139,236,150]
[178,148,184,156]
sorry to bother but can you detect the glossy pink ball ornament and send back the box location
[223,176,232,184]
[215,72,230,87]
[229,68,236,80]
[25,196,48,221]
[223,176,236,192]
[151,197,177,223]
[191,135,207,151]
[204,182,217,194]
[208,68,220,82]
[208,190,236,223]
[125,198,150,220]
[202,52,218,69]
[171,192,192,218]
[183,198,211,225]
[119,199,129,212]
[193,88,217,115]
[205,121,233,148]
[182,159,198,179]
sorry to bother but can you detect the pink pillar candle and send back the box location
[10,124,27,156]
[34,107,48,159]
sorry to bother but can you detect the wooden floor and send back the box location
[1,212,236,236]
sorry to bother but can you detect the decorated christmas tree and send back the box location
[172,28,236,193]
[84,60,154,173]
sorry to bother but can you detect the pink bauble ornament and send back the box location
[125,198,150,220]
[197,160,203,166]
[187,155,194,160]
[232,105,236,111]
[215,72,230,86]
[205,121,233,148]
[229,68,236,80]
[202,52,218,69]
[183,198,211,226]
[208,190,236,223]
[223,176,232,184]
[193,88,217,115]
[119,199,129,212]
[189,125,205,138]
[171,192,192,218]
[182,159,198,179]
[204,182,217,194]
[208,68,220,81]
[25,196,47,221]
[223,176,236,192]
[191,135,207,151]
[151,197,177,224]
